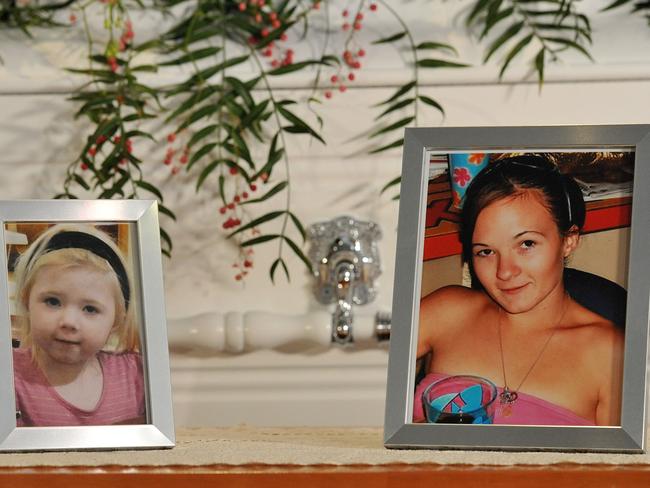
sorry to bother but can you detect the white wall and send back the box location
[1,0,649,427]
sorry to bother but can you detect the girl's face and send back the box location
[471,191,577,314]
[27,264,117,368]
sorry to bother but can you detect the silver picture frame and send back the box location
[384,125,650,452]
[0,200,174,451]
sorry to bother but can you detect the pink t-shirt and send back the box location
[13,348,146,427]
[413,372,594,426]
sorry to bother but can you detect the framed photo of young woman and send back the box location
[384,125,650,452]
[0,200,174,451]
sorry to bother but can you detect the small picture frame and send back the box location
[0,200,174,451]
[384,125,650,452]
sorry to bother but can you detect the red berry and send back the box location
[324,90,332,99]
[339,85,347,92]
[119,158,128,166]
[356,13,363,21]
[88,147,97,157]
[113,135,121,144]
[260,172,269,182]
[219,207,226,214]
[358,49,366,57]
[255,13,262,23]
[342,9,348,17]
[167,133,176,143]
[261,28,269,37]
[242,191,249,199]
[229,166,238,175]
[180,155,188,164]
[250,184,257,191]
[348,73,355,81]
[330,74,338,83]
[312,1,320,9]
[69,13,77,23]
[235,274,243,281]
[164,157,172,165]
[353,61,361,69]
[269,12,277,20]
[228,203,235,210]
[342,22,350,31]
[80,163,88,170]
[353,22,362,30]
[238,2,246,11]
[280,33,288,41]
[234,195,241,203]
[369,3,377,11]
[244,260,253,268]
[171,167,180,175]
[272,20,281,29]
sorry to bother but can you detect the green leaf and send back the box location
[187,124,218,148]
[381,176,401,195]
[160,227,173,254]
[230,129,254,168]
[370,138,405,154]
[225,76,255,108]
[372,31,407,44]
[166,86,220,122]
[369,117,414,138]
[418,95,445,116]
[187,142,217,170]
[417,59,469,69]
[135,180,164,201]
[484,21,524,62]
[242,181,289,205]
[466,0,492,26]
[282,235,313,273]
[287,211,306,241]
[544,37,594,60]
[196,160,223,191]
[534,47,545,86]
[73,174,90,190]
[375,98,415,120]
[158,203,177,221]
[376,81,416,106]
[170,55,249,94]
[218,174,226,205]
[160,46,221,66]
[498,33,533,78]
[270,257,289,284]
[480,6,514,40]
[415,42,458,55]
[267,58,333,76]
[227,210,285,238]
[130,64,159,73]
[180,104,219,130]
[601,0,633,11]
[241,234,282,246]
[277,106,325,144]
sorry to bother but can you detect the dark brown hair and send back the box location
[459,154,586,288]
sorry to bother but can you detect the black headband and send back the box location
[31,231,130,308]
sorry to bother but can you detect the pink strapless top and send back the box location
[413,373,593,426]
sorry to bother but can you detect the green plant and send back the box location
[1,0,642,281]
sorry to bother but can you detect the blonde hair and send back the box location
[13,224,139,356]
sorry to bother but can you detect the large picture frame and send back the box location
[0,200,174,451]
[384,125,650,452]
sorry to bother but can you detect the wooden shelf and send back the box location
[2,463,650,487]
[1,427,649,487]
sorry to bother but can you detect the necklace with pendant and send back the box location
[496,294,569,417]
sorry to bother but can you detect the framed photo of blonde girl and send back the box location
[0,200,174,452]
[384,125,650,452]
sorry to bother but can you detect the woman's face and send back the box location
[471,190,577,314]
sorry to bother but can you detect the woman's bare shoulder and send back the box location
[565,305,624,362]
[419,285,489,330]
